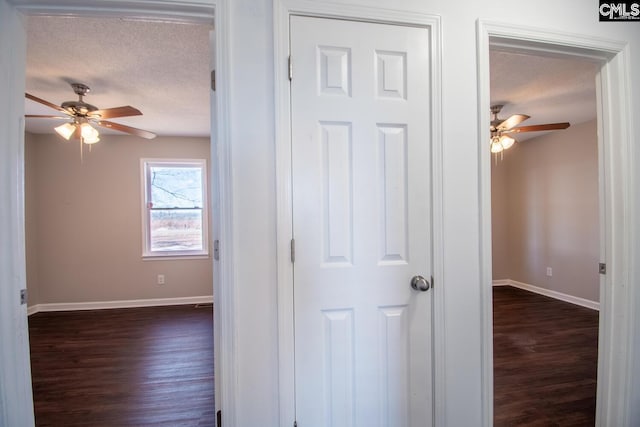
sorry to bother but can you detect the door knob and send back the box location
[411,275,431,292]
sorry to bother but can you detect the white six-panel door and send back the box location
[290,16,433,427]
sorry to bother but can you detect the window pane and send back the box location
[150,209,203,252]
[149,166,203,209]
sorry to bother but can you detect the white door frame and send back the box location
[0,1,235,426]
[273,1,444,425]
[477,20,636,427]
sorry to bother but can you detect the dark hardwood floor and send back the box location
[29,304,215,427]
[493,286,599,426]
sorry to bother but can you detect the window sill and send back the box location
[142,254,210,261]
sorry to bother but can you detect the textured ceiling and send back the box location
[25,16,212,138]
[24,16,600,142]
[490,48,601,141]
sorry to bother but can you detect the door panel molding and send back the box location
[274,1,443,425]
[477,20,634,427]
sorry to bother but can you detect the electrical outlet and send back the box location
[546,267,553,277]
[157,274,165,285]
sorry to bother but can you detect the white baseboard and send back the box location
[493,279,599,311]
[27,295,213,316]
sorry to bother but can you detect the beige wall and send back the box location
[25,132,40,306]
[492,119,599,302]
[491,155,510,280]
[25,133,213,305]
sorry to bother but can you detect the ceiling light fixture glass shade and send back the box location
[54,122,100,144]
[54,122,76,140]
[490,134,517,154]
[490,136,503,153]
[499,134,515,150]
[80,123,100,144]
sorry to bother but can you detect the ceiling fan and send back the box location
[489,104,570,154]
[25,82,156,144]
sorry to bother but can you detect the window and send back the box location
[141,159,208,258]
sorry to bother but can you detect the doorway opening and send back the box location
[23,14,215,426]
[1,0,231,424]
[489,48,601,425]
[478,21,634,427]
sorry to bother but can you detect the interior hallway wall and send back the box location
[224,1,638,425]
[1,0,639,426]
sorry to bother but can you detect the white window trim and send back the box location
[141,158,209,259]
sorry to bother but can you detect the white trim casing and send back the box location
[203,2,236,426]
[0,2,33,425]
[27,295,213,315]
[274,1,444,425]
[475,21,494,427]
[12,0,215,24]
[477,20,635,427]
[595,43,635,427]
[205,6,236,425]
[492,280,600,311]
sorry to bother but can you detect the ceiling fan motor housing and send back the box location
[61,100,99,116]
[490,104,505,130]
[61,83,98,116]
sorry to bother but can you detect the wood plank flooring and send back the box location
[29,289,596,426]
[493,286,599,426]
[29,304,215,427]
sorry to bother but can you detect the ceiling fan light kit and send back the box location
[490,134,515,154]
[54,122,76,140]
[489,104,570,158]
[80,122,100,144]
[54,119,100,144]
[26,82,157,147]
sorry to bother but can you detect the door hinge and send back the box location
[293,421,297,427]
[211,69,216,92]
[214,240,220,261]
[291,238,296,263]
[599,262,607,275]
[216,410,221,427]
[288,55,293,81]
[431,275,434,289]
[20,289,27,305]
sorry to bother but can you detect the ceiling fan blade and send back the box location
[90,106,143,119]
[96,120,156,139]
[25,115,71,120]
[25,93,72,116]
[496,114,530,131]
[506,122,571,133]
